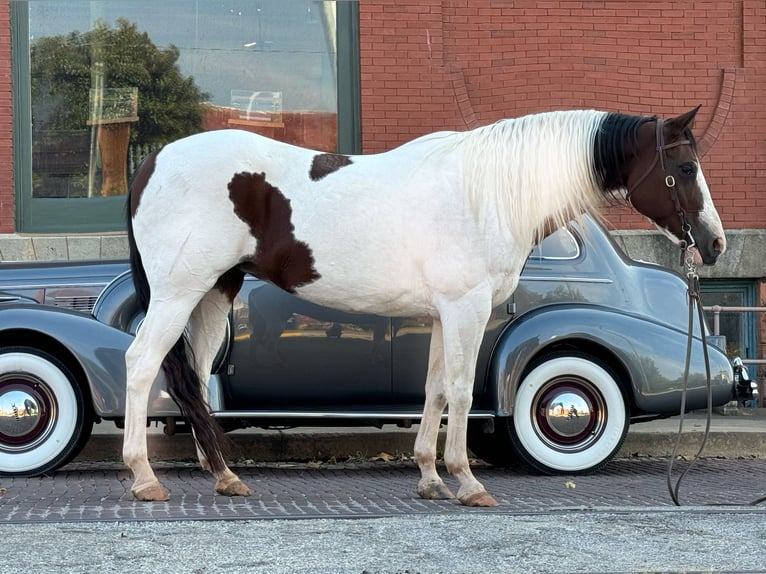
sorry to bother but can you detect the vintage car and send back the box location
[0,216,734,477]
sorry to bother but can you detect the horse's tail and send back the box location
[126,186,150,315]
[126,152,229,474]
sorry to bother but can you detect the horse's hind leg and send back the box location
[188,287,253,497]
[414,318,454,500]
[124,291,205,501]
[439,290,498,507]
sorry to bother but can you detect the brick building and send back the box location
[357,0,766,362]
[0,1,763,361]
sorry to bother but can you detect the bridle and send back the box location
[626,117,697,258]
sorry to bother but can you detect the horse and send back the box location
[123,106,726,506]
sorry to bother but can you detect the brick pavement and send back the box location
[1,458,765,524]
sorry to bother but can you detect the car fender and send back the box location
[93,270,232,377]
[92,270,143,333]
[0,303,177,418]
[487,303,734,416]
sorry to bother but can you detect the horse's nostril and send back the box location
[713,237,726,255]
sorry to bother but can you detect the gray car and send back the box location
[0,216,734,477]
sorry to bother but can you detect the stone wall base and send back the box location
[0,233,129,261]
[611,229,766,280]
[1,230,764,282]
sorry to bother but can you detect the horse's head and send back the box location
[625,107,726,266]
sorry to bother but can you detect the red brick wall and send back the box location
[0,0,13,234]
[359,0,766,231]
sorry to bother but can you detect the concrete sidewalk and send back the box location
[78,409,766,464]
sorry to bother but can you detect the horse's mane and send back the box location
[593,113,654,197]
[455,110,609,245]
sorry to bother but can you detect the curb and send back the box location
[76,427,766,465]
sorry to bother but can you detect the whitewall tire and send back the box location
[0,348,91,476]
[511,354,629,474]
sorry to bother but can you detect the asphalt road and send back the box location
[2,509,764,574]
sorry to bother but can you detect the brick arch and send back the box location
[697,68,738,158]
[448,66,479,130]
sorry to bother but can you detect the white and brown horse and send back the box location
[124,107,725,506]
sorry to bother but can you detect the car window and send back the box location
[529,227,580,260]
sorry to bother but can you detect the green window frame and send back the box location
[11,1,360,233]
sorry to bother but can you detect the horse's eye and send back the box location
[679,163,697,178]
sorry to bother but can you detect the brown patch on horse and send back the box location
[129,150,159,217]
[214,267,246,302]
[228,171,320,292]
[309,153,353,181]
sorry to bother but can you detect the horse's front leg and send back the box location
[414,318,454,500]
[439,289,498,507]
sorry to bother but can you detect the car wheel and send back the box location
[510,354,629,474]
[0,347,92,476]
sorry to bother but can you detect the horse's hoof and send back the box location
[216,479,253,497]
[459,490,499,507]
[132,482,170,502]
[417,479,455,500]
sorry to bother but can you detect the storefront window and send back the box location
[14,0,356,232]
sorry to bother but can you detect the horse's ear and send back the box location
[665,105,701,138]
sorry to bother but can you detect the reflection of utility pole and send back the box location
[87,62,104,198]
[87,2,106,198]
[256,1,263,48]
[193,0,199,76]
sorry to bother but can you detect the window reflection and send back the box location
[28,0,338,200]
[529,227,580,260]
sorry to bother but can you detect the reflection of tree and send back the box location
[516,284,587,311]
[31,18,208,147]
[540,284,586,304]
[637,355,666,392]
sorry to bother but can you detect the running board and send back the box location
[206,378,496,421]
[210,410,496,419]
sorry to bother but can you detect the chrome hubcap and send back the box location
[0,375,55,452]
[532,376,606,453]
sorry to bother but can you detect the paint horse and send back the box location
[124,107,725,506]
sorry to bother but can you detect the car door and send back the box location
[390,307,510,407]
[224,278,392,409]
